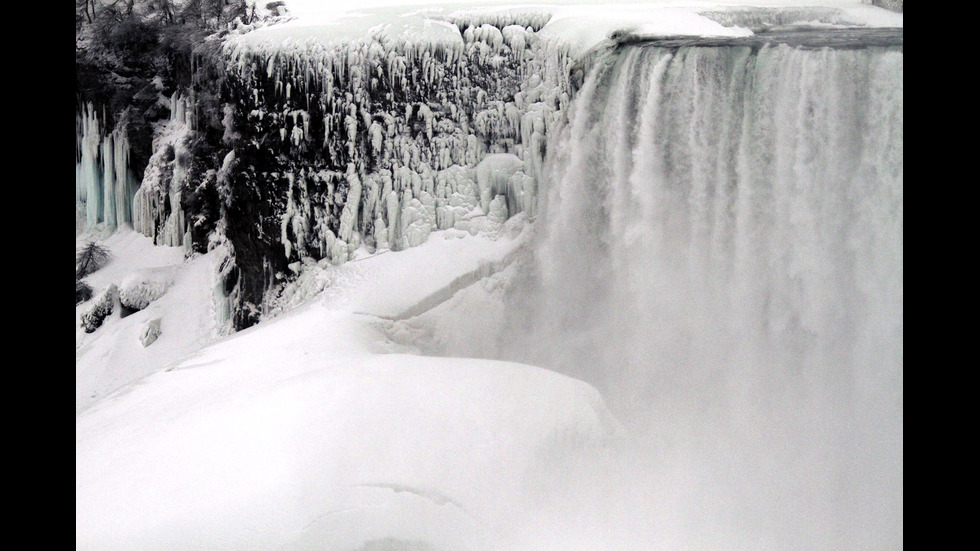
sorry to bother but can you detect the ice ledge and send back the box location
[234,1,903,60]
[223,1,904,62]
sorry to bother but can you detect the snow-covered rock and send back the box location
[119,268,175,311]
[139,318,162,347]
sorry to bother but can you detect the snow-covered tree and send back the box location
[76,241,112,279]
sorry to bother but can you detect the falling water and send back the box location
[503,41,902,549]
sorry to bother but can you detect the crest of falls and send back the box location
[499,42,902,548]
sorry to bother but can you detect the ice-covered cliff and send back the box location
[125,9,575,328]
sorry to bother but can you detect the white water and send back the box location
[501,43,902,549]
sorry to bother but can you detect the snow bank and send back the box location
[118,267,176,311]
[316,222,528,319]
[77,213,620,550]
[76,306,621,551]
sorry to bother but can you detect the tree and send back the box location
[76,280,94,305]
[76,241,112,279]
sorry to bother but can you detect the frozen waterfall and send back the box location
[502,40,902,549]
[75,103,139,232]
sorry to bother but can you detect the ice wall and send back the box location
[75,103,139,232]
[218,17,573,267]
[126,15,580,328]
[117,14,579,328]
[132,93,196,249]
[502,42,903,549]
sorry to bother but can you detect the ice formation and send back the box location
[68,1,611,329]
[138,13,571,268]
[101,11,585,326]
[132,93,196,249]
[75,104,139,231]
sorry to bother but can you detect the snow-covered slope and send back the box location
[76,312,620,551]
[76,227,223,412]
[76,216,623,551]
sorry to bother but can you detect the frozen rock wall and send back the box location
[124,14,579,328]
[218,16,572,265]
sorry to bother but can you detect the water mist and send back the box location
[498,41,902,550]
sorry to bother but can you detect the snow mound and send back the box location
[118,267,176,311]
[76,307,622,551]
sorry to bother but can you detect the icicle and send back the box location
[77,104,103,228]
[374,217,390,251]
[102,133,117,227]
[338,164,362,246]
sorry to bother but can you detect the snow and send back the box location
[239,1,902,57]
[76,306,619,550]
[76,219,620,550]
[76,227,225,411]
[118,267,176,311]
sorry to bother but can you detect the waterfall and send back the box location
[504,41,902,549]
